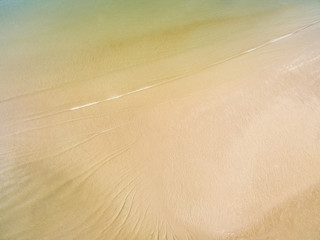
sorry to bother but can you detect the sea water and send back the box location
[1,0,320,100]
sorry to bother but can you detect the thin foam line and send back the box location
[8,17,320,123]
[70,101,99,110]
[70,85,154,110]
[69,19,320,112]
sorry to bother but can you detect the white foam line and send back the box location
[243,43,267,53]
[269,33,293,43]
[71,101,99,110]
[244,33,294,54]
[70,85,156,111]
[69,19,320,112]
[243,19,320,54]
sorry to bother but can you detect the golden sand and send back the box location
[1,1,320,239]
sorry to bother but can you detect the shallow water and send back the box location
[1,0,320,100]
[1,1,320,240]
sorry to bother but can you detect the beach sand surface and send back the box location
[1,1,320,239]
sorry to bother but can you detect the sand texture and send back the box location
[1,1,320,239]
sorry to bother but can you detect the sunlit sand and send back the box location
[1,1,320,239]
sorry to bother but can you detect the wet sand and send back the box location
[1,1,320,240]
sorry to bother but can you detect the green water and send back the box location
[1,0,318,43]
[1,0,320,99]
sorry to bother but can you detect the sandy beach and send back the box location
[1,1,320,239]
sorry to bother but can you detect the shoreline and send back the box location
[1,2,320,101]
[1,2,320,240]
